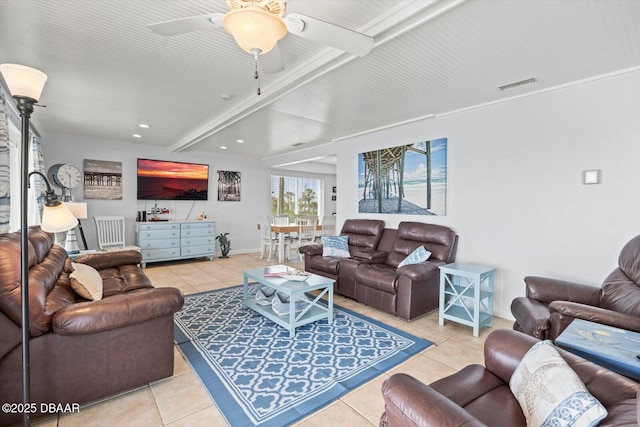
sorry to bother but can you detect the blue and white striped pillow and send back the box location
[322,235,350,258]
[398,246,431,267]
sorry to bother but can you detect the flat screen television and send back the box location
[137,158,209,200]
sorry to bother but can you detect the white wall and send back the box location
[336,70,640,319]
[40,135,335,255]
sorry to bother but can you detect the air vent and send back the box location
[291,142,305,147]
[498,77,538,91]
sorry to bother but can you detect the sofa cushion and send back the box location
[600,269,640,315]
[509,340,607,427]
[340,219,385,250]
[398,246,431,267]
[70,263,103,301]
[322,235,350,258]
[355,264,398,293]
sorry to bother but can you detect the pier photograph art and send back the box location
[358,138,447,215]
[83,159,123,200]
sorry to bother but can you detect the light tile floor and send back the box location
[32,253,513,427]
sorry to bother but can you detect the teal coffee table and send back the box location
[243,267,335,338]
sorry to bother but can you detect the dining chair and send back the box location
[293,217,318,255]
[260,216,290,262]
[93,216,141,252]
[272,214,290,226]
[317,215,336,242]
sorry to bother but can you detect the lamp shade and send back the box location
[66,202,88,219]
[0,63,48,101]
[41,203,78,233]
[222,6,287,54]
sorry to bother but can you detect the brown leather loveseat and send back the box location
[0,227,184,425]
[300,220,457,320]
[511,234,640,340]
[380,329,639,426]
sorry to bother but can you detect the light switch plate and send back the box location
[583,170,600,185]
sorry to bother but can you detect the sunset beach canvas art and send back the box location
[137,158,209,200]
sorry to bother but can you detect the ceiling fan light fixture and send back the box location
[222,6,287,54]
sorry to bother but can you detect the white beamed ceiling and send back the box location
[1,0,639,159]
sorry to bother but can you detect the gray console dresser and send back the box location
[135,220,215,268]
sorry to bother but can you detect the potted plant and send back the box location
[216,232,231,258]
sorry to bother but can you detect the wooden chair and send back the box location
[93,216,140,252]
[316,215,336,242]
[260,216,290,262]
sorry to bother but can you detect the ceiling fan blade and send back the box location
[260,44,285,74]
[146,12,225,36]
[284,13,374,57]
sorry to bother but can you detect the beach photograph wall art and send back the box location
[83,159,123,200]
[357,138,447,215]
[217,170,241,201]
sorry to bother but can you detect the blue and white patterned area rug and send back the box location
[174,284,432,427]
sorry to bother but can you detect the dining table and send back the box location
[257,223,322,263]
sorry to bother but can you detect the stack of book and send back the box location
[263,265,292,277]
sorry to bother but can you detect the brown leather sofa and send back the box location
[355,222,457,320]
[299,219,386,298]
[511,234,640,340]
[380,329,639,427]
[300,220,457,320]
[0,227,184,425]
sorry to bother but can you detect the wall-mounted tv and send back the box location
[137,158,209,200]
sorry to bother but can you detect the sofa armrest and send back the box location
[350,248,387,262]
[75,250,142,270]
[396,261,439,280]
[298,244,323,256]
[483,329,540,383]
[510,297,552,339]
[382,373,488,427]
[524,276,600,305]
[52,287,184,335]
[549,301,640,336]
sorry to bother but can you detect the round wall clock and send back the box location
[48,163,83,189]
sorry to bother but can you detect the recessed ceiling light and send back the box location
[220,146,228,150]
[132,134,142,138]
[138,123,150,129]
[236,139,245,143]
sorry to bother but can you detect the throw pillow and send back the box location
[509,340,607,427]
[70,262,104,301]
[398,246,431,267]
[322,235,350,258]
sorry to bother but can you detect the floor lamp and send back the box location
[0,64,78,426]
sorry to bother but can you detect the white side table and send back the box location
[439,263,495,337]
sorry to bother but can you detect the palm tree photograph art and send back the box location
[217,170,241,201]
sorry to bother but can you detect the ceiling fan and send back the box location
[147,0,374,74]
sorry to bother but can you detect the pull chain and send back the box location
[251,49,260,96]
[255,59,261,96]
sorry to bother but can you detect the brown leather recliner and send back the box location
[0,227,184,425]
[380,329,639,427]
[354,221,457,320]
[511,234,640,340]
[299,219,385,299]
